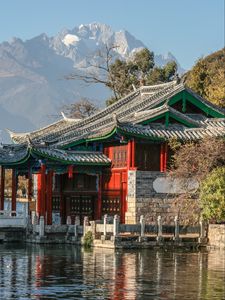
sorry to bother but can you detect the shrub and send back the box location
[83,231,93,248]
[200,167,225,223]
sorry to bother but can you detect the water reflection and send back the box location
[0,244,224,299]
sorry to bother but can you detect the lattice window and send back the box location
[112,145,127,168]
[52,196,60,211]
[102,196,120,215]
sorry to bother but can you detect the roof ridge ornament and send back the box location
[175,73,181,84]
[112,113,121,126]
[27,136,33,149]
[61,111,82,122]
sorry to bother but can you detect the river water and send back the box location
[0,244,224,300]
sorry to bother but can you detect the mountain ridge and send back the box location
[0,22,184,142]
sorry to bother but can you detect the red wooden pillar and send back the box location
[160,144,165,172]
[127,140,132,169]
[37,173,42,217]
[28,170,32,203]
[164,143,168,172]
[131,139,136,169]
[0,166,5,210]
[40,164,46,218]
[11,169,17,212]
[46,170,53,225]
[27,169,32,218]
[96,174,102,220]
[59,174,64,224]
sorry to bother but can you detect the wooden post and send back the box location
[160,144,164,172]
[37,174,42,218]
[11,169,17,212]
[27,168,32,219]
[46,170,53,225]
[40,164,46,218]
[96,174,102,220]
[164,143,168,172]
[127,140,132,169]
[28,169,32,202]
[59,174,64,224]
[131,139,135,169]
[0,166,5,210]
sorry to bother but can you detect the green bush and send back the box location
[200,167,225,222]
[83,231,93,248]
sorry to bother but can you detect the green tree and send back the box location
[169,137,225,224]
[200,167,225,222]
[67,44,177,106]
[107,49,177,105]
[131,48,154,79]
[185,48,225,107]
[145,61,177,85]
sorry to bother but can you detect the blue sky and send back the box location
[0,0,224,69]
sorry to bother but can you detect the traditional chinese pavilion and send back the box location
[0,80,225,224]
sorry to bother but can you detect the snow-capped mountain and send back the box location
[0,22,184,142]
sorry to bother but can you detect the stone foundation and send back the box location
[125,170,198,225]
[208,224,225,249]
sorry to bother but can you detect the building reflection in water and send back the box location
[0,244,224,299]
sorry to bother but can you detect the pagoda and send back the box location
[0,80,225,224]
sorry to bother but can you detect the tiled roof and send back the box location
[6,81,225,147]
[0,144,111,166]
[0,144,29,164]
[32,147,111,165]
[9,81,180,144]
[117,123,225,141]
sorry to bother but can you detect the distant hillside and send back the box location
[185,48,225,108]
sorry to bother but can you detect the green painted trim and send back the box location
[168,90,225,118]
[116,127,165,142]
[140,114,166,125]
[62,127,117,149]
[168,92,183,106]
[139,111,194,128]
[165,112,169,128]
[185,92,225,118]
[169,114,194,128]
[31,149,111,166]
[0,149,31,166]
[87,127,117,142]
[182,91,186,113]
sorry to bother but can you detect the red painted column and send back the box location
[131,139,135,169]
[27,169,33,218]
[127,140,132,169]
[96,174,102,220]
[40,164,46,218]
[11,169,17,212]
[37,174,42,217]
[46,170,53,225]
[0,166,5,210]
[164,143,168,172]
[160,144,165,172]
[59,174,64,224]
[28,170,32,203]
